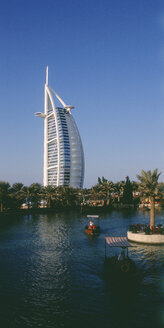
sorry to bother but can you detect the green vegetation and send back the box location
[0,182,10,212]
[0,169,163,214]
[122,176,133,204]
[136,169,162,228]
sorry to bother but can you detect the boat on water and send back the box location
[104,236,137,280]
[85,215,100,235]
[104,237,140,302]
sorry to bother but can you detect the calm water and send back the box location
[0,209,164,328]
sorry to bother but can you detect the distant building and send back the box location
[35,67,84,188]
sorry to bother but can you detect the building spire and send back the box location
[46,66,48,85]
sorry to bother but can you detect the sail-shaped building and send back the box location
[35,67,84,188]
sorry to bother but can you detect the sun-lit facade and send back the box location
[35,67,84,188]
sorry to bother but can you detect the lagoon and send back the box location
[0,209,164,328]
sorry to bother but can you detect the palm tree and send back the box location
[158,182,164,204]
[22,186,32,209]
[43,185,57,208]
[136,169,161,228]
[60,187,77,207]
[22,183,43,209]
[29,183,43,208]
[90,184,102,201]
[78,188,90,205]
[114,181,125,203]
[97,178,114,206]
[9,183,25,209]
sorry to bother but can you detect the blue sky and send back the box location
[0,0,164,188]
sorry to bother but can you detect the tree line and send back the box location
[0,169,163,215]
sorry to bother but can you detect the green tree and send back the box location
[29,183,42,208]
[97,177,114,205]
[51,186,78,207]
[158,182,164,203]
[114,181,125,203]
[136,169,161,228]
[22,186,32,209]
[9,183,25,209]
[78,188,90,205]
[60,187,77,207]
[0,182,10,211]
[131,181,140,205]
[43,185,57,208]
[89,185,102,201]
[122,176,133,204]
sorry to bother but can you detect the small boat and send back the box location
[104,236,140,301]
[104,236,137,280]
[85,215,100,235]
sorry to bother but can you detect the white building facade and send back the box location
[35,67,84,188]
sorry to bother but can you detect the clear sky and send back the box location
[0,0,164,188]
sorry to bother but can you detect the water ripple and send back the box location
[0,210,164,327]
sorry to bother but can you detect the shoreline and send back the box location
[0,204,139,217]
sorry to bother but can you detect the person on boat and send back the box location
[118,250,125,261]
[89,221,96,230]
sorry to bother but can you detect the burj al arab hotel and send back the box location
[35,67,84,188]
